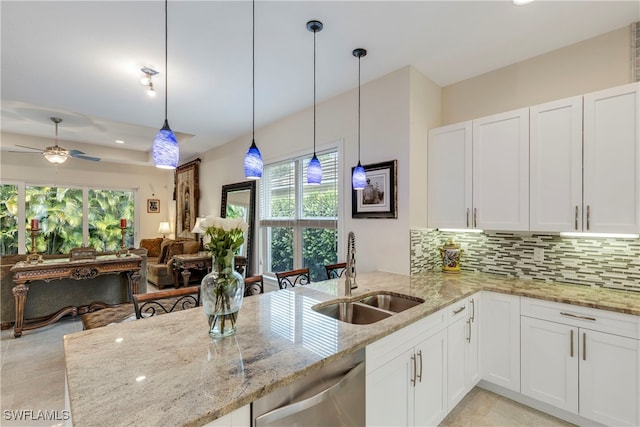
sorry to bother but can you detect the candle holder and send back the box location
[26,228,43,264]
[116,225,130,257]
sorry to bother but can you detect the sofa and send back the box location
[0,248,147,329]
[139,238,200,289]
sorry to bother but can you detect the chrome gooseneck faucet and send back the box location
[345,231,357,296]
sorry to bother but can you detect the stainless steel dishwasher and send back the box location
[252,349,365,426]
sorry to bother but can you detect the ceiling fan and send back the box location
[14,117,101,164]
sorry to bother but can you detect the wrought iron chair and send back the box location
[244,275,264,297]
[275,268,310,290]
[133,286,201,318]
[325,262,347,280]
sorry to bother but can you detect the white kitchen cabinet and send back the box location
[521,297,640,426]
[366,310,448,427]
[427,121,473,229]
[480,291,520,392]
[472,108,529,231]
[583,82,640,234]
[466,294,480,388]
[530,83,640,234]
[530,96,583,232]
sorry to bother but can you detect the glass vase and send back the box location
[201,252,244,339]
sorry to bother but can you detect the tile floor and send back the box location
[2,315,574,427]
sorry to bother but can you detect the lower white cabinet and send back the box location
[480,291,520,392]
[521,297,640,426]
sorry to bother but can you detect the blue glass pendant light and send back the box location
[306,20,323,185]
[352,48,367,190]
[152,0,179,169]
[244,0,263,179]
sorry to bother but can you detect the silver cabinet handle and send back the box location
[583,332,587,361]
[575,206,579,230]
[416,350,423,383]
[586,205,591,230]
[453,306,466,315]
[473,208,477,228]
[570,329,574,358]
[410,353,417,386]
[255,361,365,426]
[560,312,596,322]
[466,318,472,343]
[466,208,470,228]
[470,298,475,322]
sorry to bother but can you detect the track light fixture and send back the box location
[140,66,158,97]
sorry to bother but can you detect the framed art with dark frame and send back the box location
[147,199,160,213]
[174,159,200,239]
[351,160,397,219]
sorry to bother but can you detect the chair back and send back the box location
[275,268,310,290]
[325,262,347,280]
[244,275,264,296]
[133,286,200,318]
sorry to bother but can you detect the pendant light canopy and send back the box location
[352,48,367,190]
[152,0,179,170]
[306,20,323,185]
[244,0,263,180]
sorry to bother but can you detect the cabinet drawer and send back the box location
[521,297,640,339]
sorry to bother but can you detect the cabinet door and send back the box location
[481,292,520,392]
[473,108,529,231]
[427,122,473,229]
[583,82,640,234]
[415,329,448,427]
[366,347,414,427]
[520,317,579,413]
[530,97,583,232]
[579,329,640,426]
[466,294,480,389]
[447,315,468,410]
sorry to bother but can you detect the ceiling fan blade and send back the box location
[15,144,44,153]
[70,153,101,162]
[68,149,86,155]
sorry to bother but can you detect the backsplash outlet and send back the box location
[410,229,640,292]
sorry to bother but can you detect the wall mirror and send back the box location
[221,181,256,277]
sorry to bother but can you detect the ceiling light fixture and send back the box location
[151,0,179,169]
[244,0,263,180]
[44,117,69,164]
[513,0,535,5]
[140,66,158,97]
[306,20,323,185]
[352,48,367,191]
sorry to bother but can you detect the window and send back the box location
[260,148,339,281]
[1,183,135,255]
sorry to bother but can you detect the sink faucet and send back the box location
[345,231,357,296]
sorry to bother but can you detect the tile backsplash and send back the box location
[410,229,640,292]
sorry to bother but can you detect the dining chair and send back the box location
[133,286,201,318]
[244,275,264,296]
[325,262,347,280]
[275,268,310,290]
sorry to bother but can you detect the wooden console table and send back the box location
[10,254,142,338]
[172,253,211,288]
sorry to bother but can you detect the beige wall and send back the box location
[442,26,633,124]
[0,132,173,247]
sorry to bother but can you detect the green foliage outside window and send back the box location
[88,189,134,251]
[0,184,19,255]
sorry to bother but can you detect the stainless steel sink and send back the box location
[358,292,425,313]
[313,301,393,325]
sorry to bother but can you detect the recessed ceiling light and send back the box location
[513,0,535,5]
[115,140,125,144]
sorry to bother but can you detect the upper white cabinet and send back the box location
[530,96,583,232]
[531,83,640,233]
[583,83,640,234]
[473,108,530,231]
[427,108,529,231]
[427,122,473,229]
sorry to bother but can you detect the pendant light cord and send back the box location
[357,54,361,161]
[313,27,317,155]
[252,0,255,141]
[164,0,168,122]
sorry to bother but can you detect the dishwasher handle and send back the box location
[255,361,365,426]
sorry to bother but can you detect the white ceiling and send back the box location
[1,1,638,165]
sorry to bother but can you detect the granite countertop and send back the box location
[63,271,640,426]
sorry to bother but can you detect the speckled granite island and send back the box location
[63,271,640,426]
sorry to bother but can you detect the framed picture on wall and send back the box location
[174,159,200,239]
[351,160,397,219]
[147,199,160,213]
